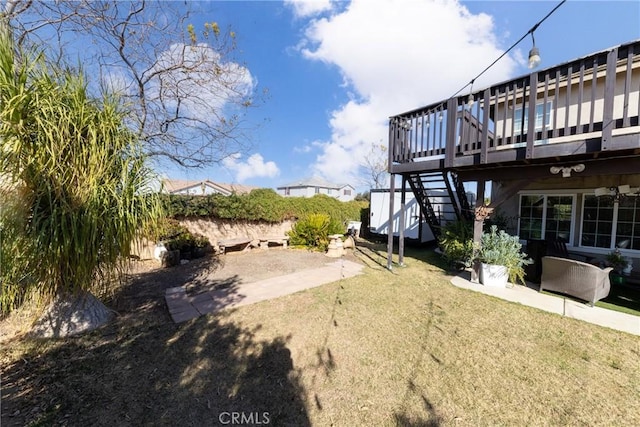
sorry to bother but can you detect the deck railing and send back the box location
[390,40,640,170]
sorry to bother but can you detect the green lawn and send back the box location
[1,244,639,426]
[597,283,640,316]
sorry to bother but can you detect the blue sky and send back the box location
[166,0,640,192]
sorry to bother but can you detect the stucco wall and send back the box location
[493,174,640,226]
[491,174,640,268]
[178,218,294,247]
[131,219,295,259]
[493,67,640,141]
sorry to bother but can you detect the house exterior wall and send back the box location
[277,186,329,197]
[172,184,226,196]
[337,186,356,202]
[492,174,640,269]
[277,185,356,201]
[492,66,640,143]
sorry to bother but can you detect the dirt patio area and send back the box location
[0,247,364,342]
[115,247,364,323]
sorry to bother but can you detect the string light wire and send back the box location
[449,0,567,100]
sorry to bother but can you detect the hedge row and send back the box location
[161,189,368,225]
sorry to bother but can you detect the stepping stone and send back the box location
[169,306,200,323]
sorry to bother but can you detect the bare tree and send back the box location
[2,0,262,168]
[360,142,389,190]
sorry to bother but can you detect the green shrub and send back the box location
[164,191,368,226]
[439,219,474,268]
[143,217,211,257]
[288,213,343,251]
[0,195,38,315]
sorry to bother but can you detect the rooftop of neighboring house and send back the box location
[278,176,354,190]
[162,179,258,195]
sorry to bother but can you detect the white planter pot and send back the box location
[153,243,167,261]
[479,263,509,287]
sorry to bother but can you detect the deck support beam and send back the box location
[398,176,406,267]
[470,180,486,283]
[386,173,396,270]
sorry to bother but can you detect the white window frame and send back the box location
[513,101,553,136]
[517,191,577,245]
[579,192,640,253]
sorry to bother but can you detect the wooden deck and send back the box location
[389,40,640,175]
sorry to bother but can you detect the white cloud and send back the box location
[150,43,255,124]
[222,153,280,182]
[285,0,334,18]
[296,0,517,186]
[293,144,313,153]
[101,69,132,96]
[293,139,325,153]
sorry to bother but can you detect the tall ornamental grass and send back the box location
[0,33,161,314]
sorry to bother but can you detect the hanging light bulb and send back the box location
[466,80,475,109]
[528,32,541,69]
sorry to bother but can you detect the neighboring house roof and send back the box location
[278,176,351,190]
[162,179,258,195]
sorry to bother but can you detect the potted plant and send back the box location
[606,249,632,285]
[476,226,532,287]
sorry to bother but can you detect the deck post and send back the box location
[525,72,538,159]
[398,175,406,267]
[602,47,618,150]
[386,173,396,270]
[471,180,486,283]
[445,98,457,168]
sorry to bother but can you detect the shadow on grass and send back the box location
[1,256,311,426]
[113,255,248,324]
[353,239,445,272]
[393,300,444,427]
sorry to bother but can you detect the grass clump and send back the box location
[0,33,161,315]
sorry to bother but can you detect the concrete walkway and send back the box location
[451,271,639,336]
[165,259,364,323]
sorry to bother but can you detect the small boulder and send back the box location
[161,249,180,267]
[30,292,114,338]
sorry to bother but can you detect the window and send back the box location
[581,195,640,250]
[518,194,574,242]
[315,187,320,194]
[344,189,352,196]
[616,196,640,250]
[285,188,290,196]
[514,101,552,135]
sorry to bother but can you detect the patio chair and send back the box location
[540,256,612,306]
[545,238,592,263]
